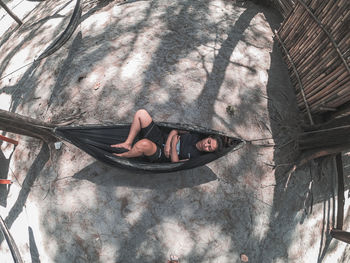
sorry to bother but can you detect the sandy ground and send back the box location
[0,0,349,262]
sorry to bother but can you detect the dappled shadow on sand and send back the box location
[2,0,348,262]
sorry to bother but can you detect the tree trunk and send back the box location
[0,110,57,142]
[286,115,350,174]
[0,0,22,25]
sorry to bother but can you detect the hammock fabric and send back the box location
[54,122,244,173]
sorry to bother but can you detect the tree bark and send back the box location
[0,110,57,142]
[0,0,22,25]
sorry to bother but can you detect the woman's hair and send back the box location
[209,135,223,152]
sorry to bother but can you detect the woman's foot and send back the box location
[111,142,132,151]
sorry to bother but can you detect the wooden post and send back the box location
[0,0,22,25]
[335,153,345,230]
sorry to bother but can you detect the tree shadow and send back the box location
[0,0,73,79]
[194,7,258,124]
[134,0,260,127]
[2,61,41,113]
[0,143,49,246]
[28,226,41,263]
[0,24,20,51]
[37,1,281,262]
[62,148,257,262]
[0,148,11,207]
[1,0,118,118]
[47,31,83,108]
[0,1,79,115]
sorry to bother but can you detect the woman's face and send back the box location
[196,137,218,152]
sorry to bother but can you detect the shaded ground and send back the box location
[0,0,350,262]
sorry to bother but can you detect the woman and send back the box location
[111,109,223,163]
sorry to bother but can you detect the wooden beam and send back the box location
[330,229,350,244]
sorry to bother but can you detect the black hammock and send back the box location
[54,122,244,173]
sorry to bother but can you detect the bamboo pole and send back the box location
[291,44,334,93]
[292,28,328,68]
[291,24,324,66]
[294,48,347,105]
[297,75,350,113]
[290,3,349,86]
[326,79,350,107]
[308,76,350,112]
[301,66,345,103]
[302,56,341,93]
[306,69,348,107]
[296,0,350,75]
[289,19,322,64]
[277,0,350,116]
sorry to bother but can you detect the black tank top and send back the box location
[179,133,203,160]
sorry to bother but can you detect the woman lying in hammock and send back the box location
[111,109,223,163]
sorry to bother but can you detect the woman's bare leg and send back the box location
[114,139,157,158]
[111,109,153,150]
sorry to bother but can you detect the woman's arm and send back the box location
[164,130,178,158]
[170,135,180,162]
